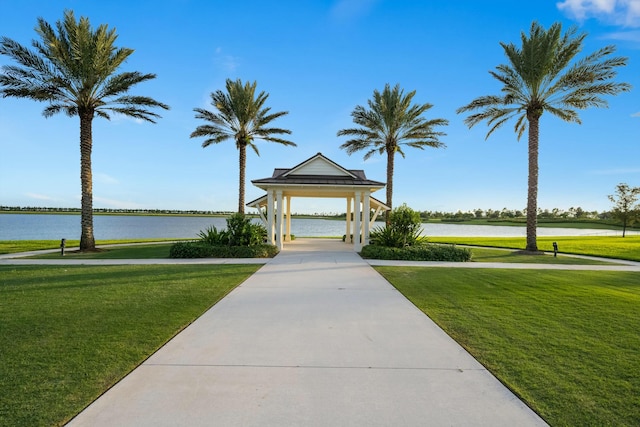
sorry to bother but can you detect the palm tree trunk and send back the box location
[526,112,540,252]
[386,147,394,225]
[79,111,96,251]
[238,143,246,214]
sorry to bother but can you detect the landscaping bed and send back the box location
[360,243,471,261]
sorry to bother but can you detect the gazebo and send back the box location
[247,153,389,251]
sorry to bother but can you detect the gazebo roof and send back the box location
[250,152,385,198]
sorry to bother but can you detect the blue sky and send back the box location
[1,0,639,214]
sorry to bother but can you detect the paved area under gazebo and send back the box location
[247,153,390,251]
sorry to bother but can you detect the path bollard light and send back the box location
[552,241,558,257]
[60,238,66,256]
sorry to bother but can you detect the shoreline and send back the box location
[2,210,634,232]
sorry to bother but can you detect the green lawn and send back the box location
[429,218,637,230]
[34,243,175,259]
[0,239,181,255]
[11,242,620,265]
[428,235,640,262]
[377,266,640,426]
[468,247,618,264]
[0,264,260,427]
[1,237,638,425]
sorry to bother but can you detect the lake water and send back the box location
[0,213,632,240]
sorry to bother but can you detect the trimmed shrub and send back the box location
[169,241,277,258]
[208,244,279,258]
[169,241,216,258]
[360,243,472,262]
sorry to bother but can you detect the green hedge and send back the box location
[360,243,471,262]
[169,241,278,258]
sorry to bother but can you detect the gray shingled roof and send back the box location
[252,173,384,187]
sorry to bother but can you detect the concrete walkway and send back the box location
[66,239,548,426]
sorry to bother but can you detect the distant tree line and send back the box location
[0,206,234,215]
[3,205,631,223]
[420,207,608,221]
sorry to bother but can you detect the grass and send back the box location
[0,264,261,427]
[34,243,176,259]
[25,243,617,264]
[430,217,636,230]
[468,247,619,264]
[12,241,624,265]
[377,266,640,426]
[428,235,640,262]
[0,239,182,255]
[425,216,640,230]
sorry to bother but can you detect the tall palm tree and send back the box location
[0,10,169,251]
[337,83,448,214]
[190,78,296,214]
[457,21,629,252]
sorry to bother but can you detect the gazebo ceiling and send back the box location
[247,192,389,210]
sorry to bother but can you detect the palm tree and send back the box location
[457,21,629,252]
[190,78,296,214]
[0,10,169,251]
[337,83,448,215]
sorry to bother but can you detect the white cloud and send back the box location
[589,167,640,174]
[330,0,379,21]
[558,0,640,27]
[26,193,54,201]
[602,29,640,40]
[95,173,119,185]
[213,47,240,72]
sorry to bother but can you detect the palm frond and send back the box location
[42,103,75,118]
[457,20,629,142]
[106,107,162,123]
[338,83,447,161]
[190,78,293,153]
[544,104,580,123]
[362,148,380,161]
[340,138,376,156]
[260,136,297,146]
[98,72,156,99]
[190,124,232,140]
[457,95,504,114]
[1,11,166,121]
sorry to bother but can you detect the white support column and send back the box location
[267,190,275,245]
[285,195,292,242]
[353,191,361,251]
[346,196,352,243]
[363,191,371,246]
[276,190,284,250]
